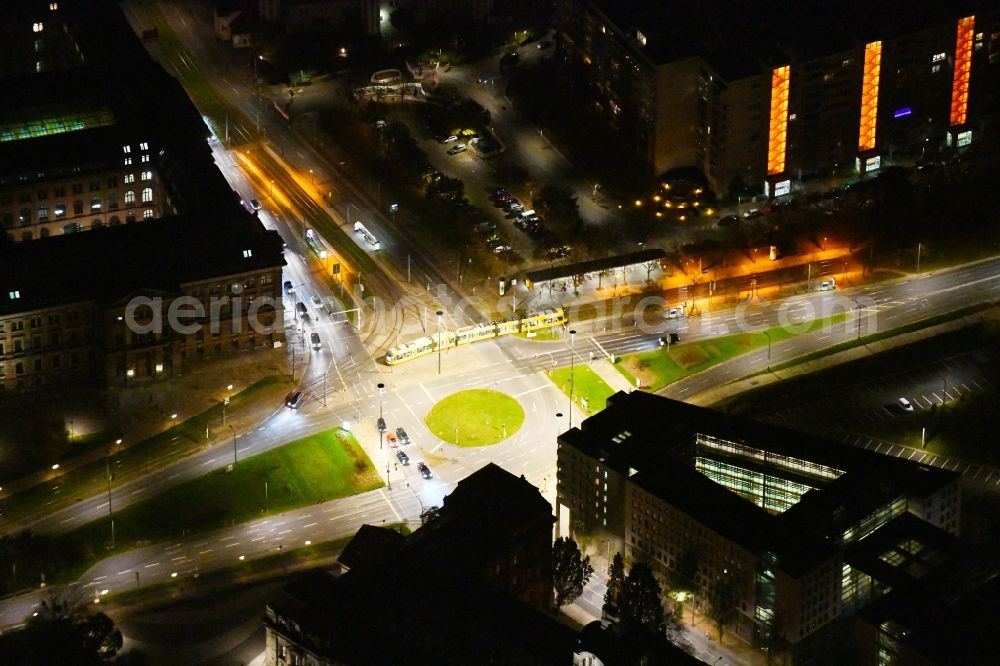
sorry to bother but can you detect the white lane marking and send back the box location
[379,488,403,522]
[514,385,548,398]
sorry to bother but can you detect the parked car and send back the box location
[898,397,914,413]
[508,201,524,213]
[386,432,398,447]
[396,427,410,445]
[377,417,387,433]
[417,462,432,479]
[285,391,304,409]
[665,307,682,319]
[311,294,326,313]
[447,143,467,155]
[310,332,321,351]
[295,302,309,319]
[818,278,836,291]
[249,198,262,211]
[283,280,295,295]
[439,135,458,144]
[718,215,740,227]
[396,450,410,466]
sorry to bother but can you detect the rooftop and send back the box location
[524,249,665,286]
[0,204,286,316]
[559,392,959,575]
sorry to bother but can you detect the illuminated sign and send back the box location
[957,130,972,147]
[775,180,791,197]
[950,16,974,126]
[865,155,881,173]
[893,107,912,119]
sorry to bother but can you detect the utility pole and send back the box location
[230,425,237,467]
[378,383,385,449]
[568,329,577,428]
[436,310,444,375]
[916,242,922,271]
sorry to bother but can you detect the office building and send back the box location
[556,392,962,661]
[556,0,1000,197]
[1,0,237,242]
[0,207,286,393]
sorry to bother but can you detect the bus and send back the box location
[354,221,380,251]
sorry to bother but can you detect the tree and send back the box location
[0,593,123,665]
[603,552,625,614]
[619,562,665,635]
[707,571,743,644]
[419,505,441,525]
[552,537,593,608]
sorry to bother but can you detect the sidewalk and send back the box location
[587,355,635,394]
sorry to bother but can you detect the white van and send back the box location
[516,209,536,223]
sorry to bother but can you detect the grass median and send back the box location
[546,366,616,416]
[615,313,849,391]
[12,428,382,592]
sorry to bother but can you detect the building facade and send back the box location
[556,0,1000,197]
[556,392,962,661]
[0,210,286,393]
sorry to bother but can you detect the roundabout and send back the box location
[424,389,525,447]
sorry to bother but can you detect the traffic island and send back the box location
[424,389,525,447]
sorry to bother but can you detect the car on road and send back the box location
[285,391,304,410]
[377,417,387,433]
[295,302,309,319]
[818,278,837,291]
[311,294,326,313]
[310,332,321,351]
[386,432,398,447]
[898,397,914,412]
[396,450,410,466]
[658,336,667,346]
[249,198,262,212]
[665,307,682,319]
[283,281,295,295]
[396,427,410,445]
[417,462,432,479]
[447,143,467,155]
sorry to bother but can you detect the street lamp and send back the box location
[436,310,444,375]
[309,169,315,188]
[763,330,771,371]
[377,382,385,449]
[106,439,121,549]
[568,329,577,427]
[223,383,233,426]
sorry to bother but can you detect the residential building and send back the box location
[1,0,238,242]
[264,463,574,665]
[0,206,286,393]
[555,0,1000,197]
[556,392,963,662]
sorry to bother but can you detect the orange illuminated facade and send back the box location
[949,15,974,126]
[858,41,882,151]
[767,66,790,175]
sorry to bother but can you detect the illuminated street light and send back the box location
[378,382,385,449]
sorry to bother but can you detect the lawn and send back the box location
[425,389,525,446]
[1,375,292,527]
[546,366,616,415]
[616,314,848,391]
[57,428,381,570]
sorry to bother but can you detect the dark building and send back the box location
[0,207,286,392]
[556,392,963,662]
[1,0,238,242]
[555,0,1000,197]
[264,463,570,665]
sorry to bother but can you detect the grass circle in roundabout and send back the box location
[424,389,525,447]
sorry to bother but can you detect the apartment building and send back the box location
[0,207,286,393]
[556,392,963,662]
[1,0,237,242]
[556,0,1000,197]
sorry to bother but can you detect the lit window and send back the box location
[9,290,20,299]
[141,171,152,181]
[33,22,43,33]
[242,249,253,258]
[932,64,941,73]
[124,174,134,184]
[122,145,131,154]
[141,188,153,203]
[90,198,101,210]
[124,157,132,166]
[124,191,135,204]
[143,208,154,219]
[932,52,946,62]
[140,141,149,151]
[141,154,150,163]
[49,2,58,10]
[637,30,647,46]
